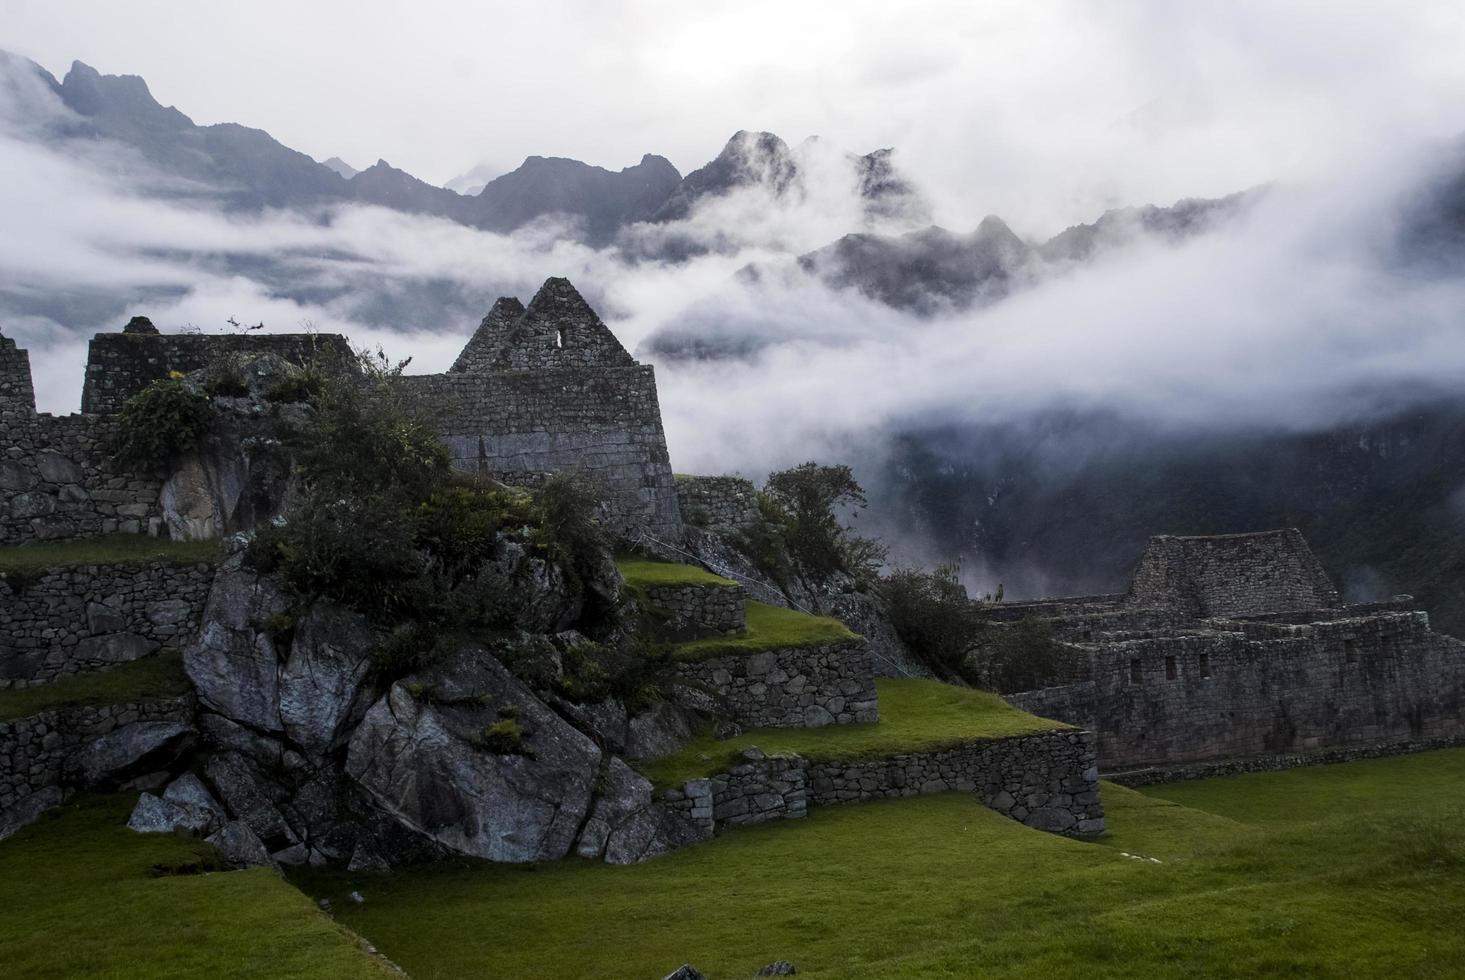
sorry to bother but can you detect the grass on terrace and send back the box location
[0,652,191,722]
[639,677,1068,788]
[616,555,737,589]
[671,601,857,661]
[0,794,394,980]
[0,533,220,573]
[297,748,1465,980]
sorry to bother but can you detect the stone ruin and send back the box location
[0,277,681,547]
[999,529,1465,778]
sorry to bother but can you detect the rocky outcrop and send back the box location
[346,647,602,863]
[67,720,192,788]
[184,560,291,733]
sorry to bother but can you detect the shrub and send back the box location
[202,357,250,398]
[112,378,211,468]
[968,617,1065,694]
[418,484,532,572]
[530,473,609,577]
[369,621,455,681]
[556,643,611,702]
[881,563,987,677]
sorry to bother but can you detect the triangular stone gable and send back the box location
[449,277,636,372]
[449,297,525,373]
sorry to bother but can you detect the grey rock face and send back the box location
[575,757,709,864]
[662,966,707,980]
[69,721,191,787]
[625,701,696,762]
[162,772,227,828]
[278,603,375,757]
[74,632,158,665]
[0,786,64,842]
[346,646,602,863]
[184,560,290,733]
[127,792,215,835]
[205,752,297,849]
[757,962,798,976]
[206,819,278,871]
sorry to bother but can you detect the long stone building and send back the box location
[1000,529,1465,775]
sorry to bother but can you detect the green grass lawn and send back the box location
[0,794,394,980]
[294,750,1465,979]
[0,652,192,721]
[671,601,857,661]
[639,677,1068,788]
[616,556,737,589]
[0,533,220,572]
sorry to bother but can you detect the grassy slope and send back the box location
[298,752,1465,979]
[0,533,220,571]
[640,677,1067,788]
[0,652,192,722]
[0,794,393,980]
[671,601,857,661]
[616,556,737,589]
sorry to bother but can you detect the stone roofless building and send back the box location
[0,277,682,544]
[1001,529,1465,775]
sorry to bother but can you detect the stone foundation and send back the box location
[675,639,879,728]
[1,560,216,688]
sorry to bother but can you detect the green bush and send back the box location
[881,563,987,678]
[112,378,211,468]
[418,484,532,571]
[369,622,455,681]
[969,617,1065,694]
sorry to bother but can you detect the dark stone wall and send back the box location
[674,475,760,533]
[2,414,165,545]
[403,366,682,539]
[1126,529,1340,617]
[1,560,216,688]
[1008,610,1465,770]
[674,640,880,728]
[80,331,355,415]
[0,334,36,422]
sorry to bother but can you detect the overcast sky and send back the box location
[6,1,1465,235]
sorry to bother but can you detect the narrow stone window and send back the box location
[1165,655,1178,681]
[554,329,564,349]
[1129,659,1142,683]
[1344,639,1358,664]
[1199,653,1211,678]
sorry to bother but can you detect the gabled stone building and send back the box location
[0,277,682,544]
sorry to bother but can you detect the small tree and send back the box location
[112,377,211,468]
[756,462,886,582]
[881,562,987,678]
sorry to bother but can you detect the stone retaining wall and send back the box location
[675,639,879,728]
[1,561,216,687]
[645,582,745,635]
[0,695,192,817]
[659,729,1103,837]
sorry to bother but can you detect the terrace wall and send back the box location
[0,560,215,688]
[674,639,879,728]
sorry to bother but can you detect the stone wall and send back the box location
[1105,733,1465,787]
[0,695,192,819]
[675,639,879,728]
[644,582,745,635]
[1,560,215,687]
[1007,610,1465,770]
[675,475,760,533]
[1126,529,1340,617]
[80,325,355,415]
[658,730,1103,837]
[405,366,681,539]
[2,412,165,545]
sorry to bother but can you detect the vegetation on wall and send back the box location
[880,562,988,679]
[111,377,211,468]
